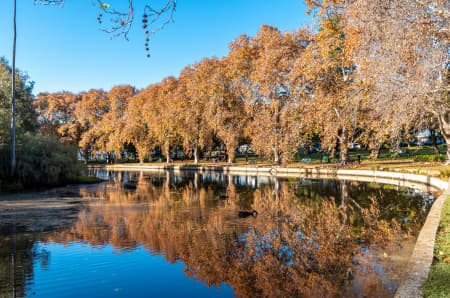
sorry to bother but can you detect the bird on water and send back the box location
[238,210,258,218]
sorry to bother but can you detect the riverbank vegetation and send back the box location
[34,1,449,166]
[0,135,80,189]
[0,59,83,189]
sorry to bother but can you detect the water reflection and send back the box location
[1,170,434,297]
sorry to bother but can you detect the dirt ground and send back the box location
[0,185,98,234]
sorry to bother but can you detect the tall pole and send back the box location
[10,0,17,175]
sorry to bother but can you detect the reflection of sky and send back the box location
[29,241,234,297]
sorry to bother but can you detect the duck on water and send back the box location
[238,210,258,218]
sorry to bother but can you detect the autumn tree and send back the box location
[76,89,109,160]
[244,25,313,164]
[35,92,85,152]
[96,85,136,154]
[146,77,180,163]
[293,2,368,165]
[123,87,154,162]
[347,0,449,163]
[177,59,216,164]
[205,56,248,163]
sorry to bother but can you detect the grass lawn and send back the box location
[422,196,450,297]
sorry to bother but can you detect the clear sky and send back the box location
[0,0,312,95]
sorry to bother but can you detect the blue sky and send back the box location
[0,0,311,95]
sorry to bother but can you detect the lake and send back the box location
[0,170,437,297]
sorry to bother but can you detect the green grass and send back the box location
[86,145,447,165]
[291,144,448,163]
[422,195,450,297]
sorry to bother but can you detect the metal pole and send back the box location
[10,0,17,174]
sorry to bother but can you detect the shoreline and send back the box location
[91,163,449,191]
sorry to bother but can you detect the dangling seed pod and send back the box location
[142,24,147,29]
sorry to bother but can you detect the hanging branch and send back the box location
[35,0,177,57]
[142,0,177,57]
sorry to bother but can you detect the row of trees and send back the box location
[34,0,449,165]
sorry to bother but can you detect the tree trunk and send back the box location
[83,148,89,164]
[10,0,17,175]
[193,144,199,164]
[273,147,280,165]
[438,114,450,164]
[227,144,235,164]
[340,128,350,165]
[164,141,170,163]
[369,142,382,159]
[430,129,440,155]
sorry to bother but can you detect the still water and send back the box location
[0,170,436,297]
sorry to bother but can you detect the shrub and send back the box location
[87,159,107,164]
[413,154,446,162]
[0,135,81,187]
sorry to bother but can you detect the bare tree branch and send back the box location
[36,0,177,56]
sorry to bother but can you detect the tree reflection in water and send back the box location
[36,171,430,297]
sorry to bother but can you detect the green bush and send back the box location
[116,158,139,163]
[413,154,446,162]
[87,159,107,164]
[0,135,81,187]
